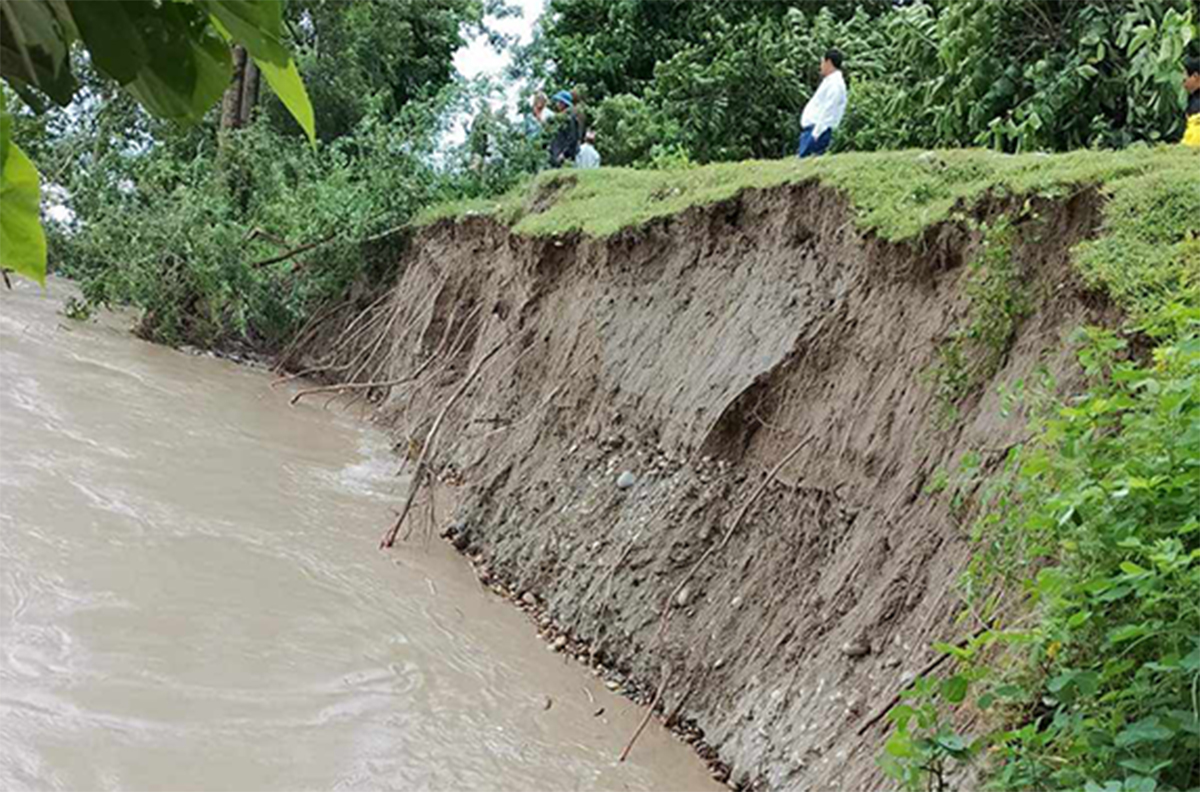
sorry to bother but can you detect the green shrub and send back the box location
[592,94,683,167]
[884,157,1200,792]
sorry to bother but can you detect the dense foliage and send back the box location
[270,0,494,142]
[0,0,316,284]
[527,0,1197,165]
[3,0,536,348]
[24,72,538,349]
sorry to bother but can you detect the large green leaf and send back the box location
[203,1,315,144]
[66,0,151,84]
[119,2,232,124]
[251,56,315,144]
[0,135,47,285]
[0,0,77,105]
[201,0,288,64]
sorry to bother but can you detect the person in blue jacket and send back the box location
[547,91,581,168]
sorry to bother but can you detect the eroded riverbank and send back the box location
[0,279,718,791]
[286,177,1117,790]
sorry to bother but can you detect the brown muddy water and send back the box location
[0,280,719,792]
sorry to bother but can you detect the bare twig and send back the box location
[243,227,290,247]
[380,336,509,548]
[271,361,351,388]
[656,436,815,642]
[290,372,418,405]
[620,663,672,762]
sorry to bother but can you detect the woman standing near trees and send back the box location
[524,92,549,138]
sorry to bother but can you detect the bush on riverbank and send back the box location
[40,89,540,350]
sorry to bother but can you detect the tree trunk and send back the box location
[238,58,260,128]
[220,46,249,133]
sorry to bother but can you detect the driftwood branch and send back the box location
[379,337,509,549]
[243,227,290,247]
[289,374,418,406]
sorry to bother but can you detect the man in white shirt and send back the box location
[798,48,847,158]
[576,130,601,169]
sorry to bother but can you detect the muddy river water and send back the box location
[0,281,717,792]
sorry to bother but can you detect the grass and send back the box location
[417,146,1197,241]
[419,146,1200,330]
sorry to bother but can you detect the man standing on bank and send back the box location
[798,49,847,159]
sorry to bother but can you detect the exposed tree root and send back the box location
[380,336,510,549]
[620,662,672,763]
[618,435,816,762]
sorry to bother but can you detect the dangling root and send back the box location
[618,435,815,762]
[380,336,510,549]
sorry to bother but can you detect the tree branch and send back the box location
[251,232,339,269]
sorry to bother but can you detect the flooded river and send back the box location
[0,280,717,792]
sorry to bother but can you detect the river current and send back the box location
[0,280,716,792]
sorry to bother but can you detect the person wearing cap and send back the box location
[548,90,581,168]
[1184,56,1200,148]
[798,49,847,159]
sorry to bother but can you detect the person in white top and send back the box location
[576,129,601,169]
[798,48,847,158]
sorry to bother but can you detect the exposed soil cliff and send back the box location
[285,179,1112,790]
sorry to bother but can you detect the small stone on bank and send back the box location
[553,635,568,651]
[842,641,870,658]
[675,586,692,608]
[522,591,537,607]
[616,470,637,489]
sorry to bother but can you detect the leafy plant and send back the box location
[930,216,1031,416]
[881,673,982,792]
[886,152,1200,792]
[0,0,316,283]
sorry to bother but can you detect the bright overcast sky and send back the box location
[454,0,547,82]
[443,0,547,147]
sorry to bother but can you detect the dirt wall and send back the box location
[288,181,1110,790]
